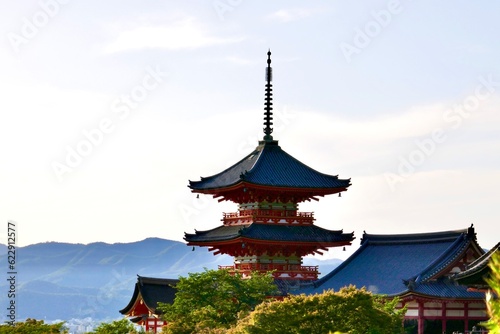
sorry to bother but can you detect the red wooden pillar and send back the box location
[418,301,424,334]
[442,302,446,333]
[145,317,158,333]
[464,302,469,333]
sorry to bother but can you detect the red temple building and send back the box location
[184,51,354,287]
[119,276,177,333]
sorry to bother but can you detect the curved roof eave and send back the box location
[185,224,354,244]
[415,234,469,282]
[188,146,262,191]
[119,284,140,315]
[189,141,351,191]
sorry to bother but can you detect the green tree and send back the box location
[0,318,67,333]
[483,251,500,333]
[229,285,405,334]
[157,269,278,334]
[88,318,139,334]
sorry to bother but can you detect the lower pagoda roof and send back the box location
[299,226,487,299]
[184,223,354,245]
[188,140,350,201]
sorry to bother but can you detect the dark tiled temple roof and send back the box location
[119,276,178,315]
[184,224,354,244]
[300,226,485,298]
[453,242,500,287]
[405,280,485,299]
[189,140,350,191]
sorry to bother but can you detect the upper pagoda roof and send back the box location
[189,140,351,193]
[184,223,354,245]
[119,275,178,316]
[299,226,486,299]
[188,50,350,201]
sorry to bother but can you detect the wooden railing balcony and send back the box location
[219,264,319,279]
[222,209,314,225]
[218,265,236,270]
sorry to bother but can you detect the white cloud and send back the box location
[104,18,242,53]
[225,56,255,65]
[283,95,500,147]
[266,8,319,22]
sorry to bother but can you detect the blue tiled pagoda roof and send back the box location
[189,140,350,191]
[185,224,354,244]
[300,226,486,299]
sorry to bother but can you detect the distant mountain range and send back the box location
[0,238,341,322]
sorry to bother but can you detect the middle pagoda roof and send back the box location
[185,224,354,256]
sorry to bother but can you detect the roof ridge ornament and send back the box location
[263,49,274,142]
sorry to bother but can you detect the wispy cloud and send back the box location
[104,18,242,53]
[266,8,319,22]
[456,43,489,55]
[225,56,255,66]
[287,95,500,146]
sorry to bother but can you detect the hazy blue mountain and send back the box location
[0,238,232,321]
[0,238,341,322]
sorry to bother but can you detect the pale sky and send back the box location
[1,1,499,260]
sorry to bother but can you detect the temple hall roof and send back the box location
[453,241,500,288]
[119,276,178,316]
[300,226,485,298]
[189,140,351,193]
[401,279,485,299]
[184,223,354,245]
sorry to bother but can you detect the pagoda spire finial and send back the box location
[263,49,274,141]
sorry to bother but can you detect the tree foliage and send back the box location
[87,318,140,334]
[229,285,405,334]
[0,318,67,334]
[157,269,278,334]
[483,251,500,333]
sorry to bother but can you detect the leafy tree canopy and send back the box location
[87,318,140,334]
[229,285,406,334]
[0,318,67,334]
[483,251,500,333]
[158,269,278,334]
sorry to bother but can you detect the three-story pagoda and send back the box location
[185,51,354,285]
